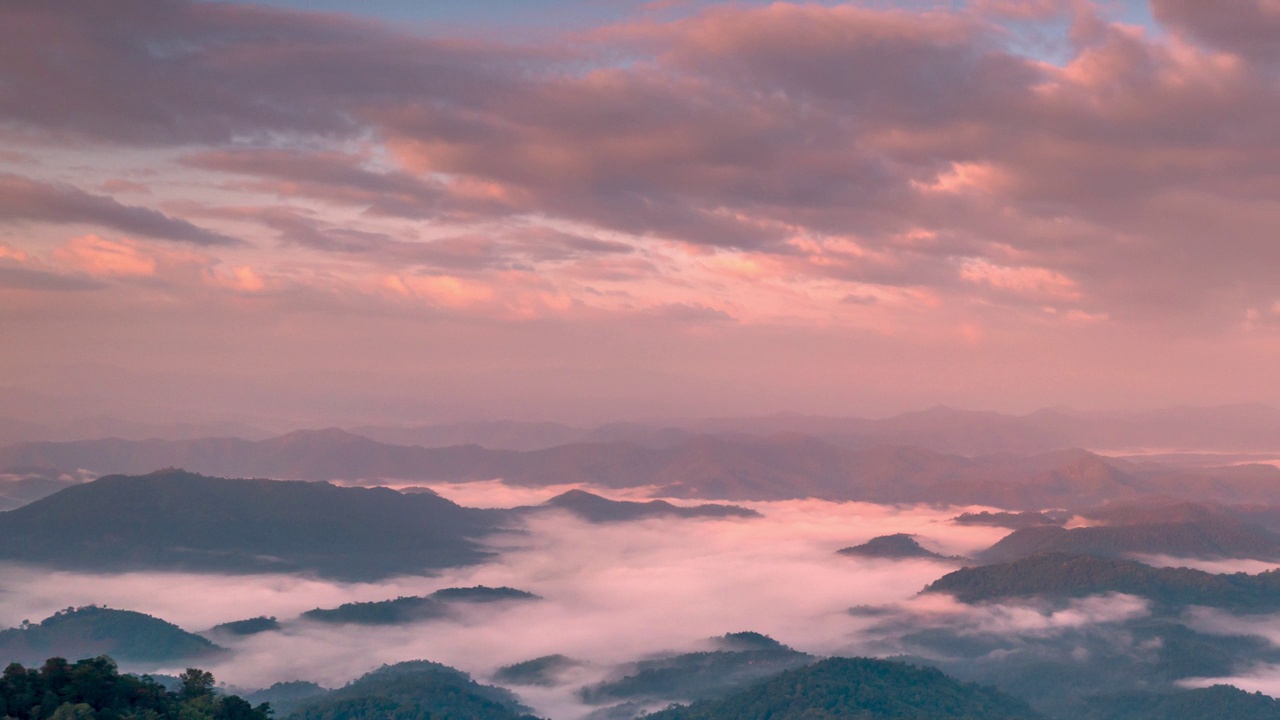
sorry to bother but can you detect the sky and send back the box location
[1,0,1279,427]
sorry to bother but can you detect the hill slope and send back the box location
[579,633,814,706]
[300,586,538,625]
[924,553,1280,611]
[1079,685,1280,720]
[837,534,956,560]
[0,606,222,667]
[0,469,502,580]
[643,656,1043,720]
[978,518,1280,564]
[288,660,536,720]
[527,490,760,522]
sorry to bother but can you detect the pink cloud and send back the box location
[53,235,157,278]
[3,0,1280,419]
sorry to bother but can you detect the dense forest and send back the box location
[289,661,538,720]
[577,635,813,705]
[0,656,267,720]
[643,657,1044,720]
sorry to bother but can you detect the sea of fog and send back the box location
[4,482,1280,717]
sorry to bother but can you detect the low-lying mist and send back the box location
[0,483,1228,718]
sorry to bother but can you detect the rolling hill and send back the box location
[837,534,958,560]
[978,517,1280,564]
[0,469,503,580]
[0,606,222,667]
[578,633,814,706]
[642,656,1044,720]
[300,587,538,625]
[288,660,537,720]
[522,489,760,522]
[924,553,1280,611]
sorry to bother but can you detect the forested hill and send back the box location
[287,660,538,720]
[0,656,267,720]
[643,656,1044,720]
[925,553,1280,611]
[0,606,221,667]
[977,517,1280,564]
[0,469,503,580]
[1079,686,1280,720]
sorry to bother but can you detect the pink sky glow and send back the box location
[2,0,1279,426]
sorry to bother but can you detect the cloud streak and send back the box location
[0,175,239,246]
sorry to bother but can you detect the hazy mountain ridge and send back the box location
[349,404,1280,455]
[0,469,502,580]
[4,430,1277,508]
[518,489,761,522]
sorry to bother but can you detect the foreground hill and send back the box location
[0,469,502,580]
[925,553,1280,612]
[0,656,268,720]
[643,656,1043,720]
[288,660,537,720]
[0,606,221,667]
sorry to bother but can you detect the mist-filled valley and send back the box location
[4,409,1280,720]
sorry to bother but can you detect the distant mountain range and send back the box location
[0,411,273,447]
[3,430,1278,508]
[344,404,1280,455]
[6,404,1280,455]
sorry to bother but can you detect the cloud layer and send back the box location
[3,0,1280,423]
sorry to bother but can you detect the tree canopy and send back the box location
[0,656,268,720]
